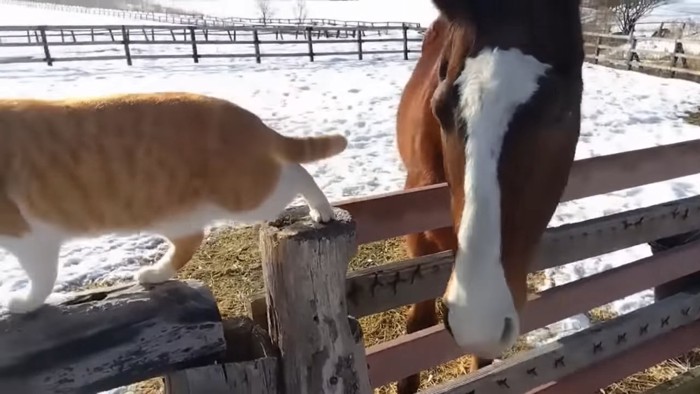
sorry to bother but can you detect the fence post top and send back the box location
[260,206,355,242]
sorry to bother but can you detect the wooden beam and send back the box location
[528,320,700,393]
[164,316,281,394]
[534,193,700,271]
[259,207,372,394]
[251,194,700,320]
[365,240,700,387]
[420,289,700,394]
[166,358,279,394]
[0,280,226,393]
[336,138,700,245]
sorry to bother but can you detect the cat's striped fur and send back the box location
[0,91,346,314]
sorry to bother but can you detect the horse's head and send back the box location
[429,0,584,357]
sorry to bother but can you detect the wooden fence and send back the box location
[4,23,700,85]
[583,31,700,82]
[0,280,276,392]
[0,24,424,66]
[4,138,700,393]
[241,137,700,393]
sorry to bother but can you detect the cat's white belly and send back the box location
[0,163,334,314]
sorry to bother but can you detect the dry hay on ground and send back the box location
[131,224,538,393]
[685,108,700,126]
[131,222,700,394]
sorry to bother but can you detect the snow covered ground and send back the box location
[0,2,173,25]
[1,0,700,388]
[642,0,700,23]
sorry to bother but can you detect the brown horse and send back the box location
[395,0,585,392]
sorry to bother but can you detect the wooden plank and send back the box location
[253,29,261,63]
[676,52,700,61]
[422,289,700,394]
[583,31,630,39]
[529,319,700,393]
[121,25,131,66]
[251,194,700,319]
[165,316,280,393]
[335,138,700,246]
[561,139,700,201]
[188,26,199,63]
[357,27,363,60]
[306,27,314,62]
[631,62,700,78]
[0,280,226,393]
[259,207,371,394]
[339,184,449,245]
[365,241,700,387]
[535,193,700,271]
[38,26,51,66]
[522,240,700,331]
[166,357,279,393]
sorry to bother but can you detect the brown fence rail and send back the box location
[2,140,700,393]
[242,137,700,392]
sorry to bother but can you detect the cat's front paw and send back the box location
[309,204,335,223]
[6,293,45,314]
[135,265,175,285]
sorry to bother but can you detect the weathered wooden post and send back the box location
[0,280,226,393]
[402,23,409,60]
[165,316,281,394]
[259,206,371,394]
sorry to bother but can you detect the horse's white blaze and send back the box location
[443,47,550,356]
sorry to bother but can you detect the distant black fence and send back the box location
[0,24,426,66]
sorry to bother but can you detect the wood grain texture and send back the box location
[0,280,226,394]
[251,193,700,319]
[333,138,700,245]
[165,357,279,394]
[421,289,700,394]
[365,240,700,387]
[164,316,281,394]
[259,206,371,394]
[529,320,700,393]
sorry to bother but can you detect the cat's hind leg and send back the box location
[282,164,335,223]
[135,232,204,285]
[0,194,62,314]
[5,241,61,314]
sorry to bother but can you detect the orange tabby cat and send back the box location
[0,91,347,314]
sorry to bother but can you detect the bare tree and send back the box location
[611,0,666,34]
[255,0,275,24]
[294,0,308,23]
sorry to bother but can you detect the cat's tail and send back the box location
[273,133,348,164]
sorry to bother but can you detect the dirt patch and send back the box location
[684,108,700,127]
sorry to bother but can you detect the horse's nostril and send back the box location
[500,317,515,344]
